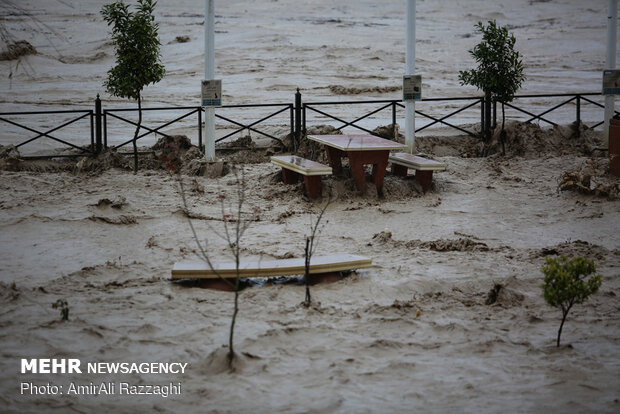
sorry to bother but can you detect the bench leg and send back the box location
[371,159,388,196]
[392,164,409,177]
[325,146,344,176]
[304,175,322,199]
[281,167,300,184]
[416,170,434,192]
[347,152,367,193]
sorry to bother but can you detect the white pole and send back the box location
[604,0,618,147]
[204,0,215,161]
[405,0,416,154]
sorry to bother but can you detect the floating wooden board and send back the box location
[389,153,446,171]
[270,155,332,176]
[308,134,406,151]
[172,254,372,279]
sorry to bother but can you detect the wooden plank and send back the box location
[171,254,372,279]
[270,155,332,176]
[389,153,446,171]
[308,134,406,151]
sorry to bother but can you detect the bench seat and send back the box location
[389,153,446,191]
[172,253,372,279]
[270,155,332,198]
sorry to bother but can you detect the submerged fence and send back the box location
[0,91,615,158]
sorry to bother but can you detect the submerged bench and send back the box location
[389,153,446,192]
[270,155,332,199]
[172,253,372,287]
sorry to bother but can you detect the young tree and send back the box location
[101,0,165,173]
[302,200,330,307]
[459,20,525,154]
[178,167,256,369]
[541,256,602,347]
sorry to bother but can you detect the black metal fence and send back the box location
[0,108,95,157]
[301,92,618,143]
[0,91,614,159]
[302,96,483,140]
[103,102,293,151]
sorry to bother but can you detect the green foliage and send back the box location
[541,256,602,346]
[459,20,525,104]
[52,299,69,321]
[101,0,165,101]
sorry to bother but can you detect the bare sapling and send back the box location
[302,200,330,307]
[177,166,257,368]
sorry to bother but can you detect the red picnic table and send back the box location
[308,134,406,194]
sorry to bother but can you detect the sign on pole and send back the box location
[201,79,222,106]
[403,75,422,101]
[603,70,620,95]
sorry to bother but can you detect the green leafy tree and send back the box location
[101,0,165,173]
[459,20,525,153]
[541,256,602,347]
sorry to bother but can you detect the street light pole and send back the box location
[204,0,215,161]
[405,0,416,154]
[605,0,618,147]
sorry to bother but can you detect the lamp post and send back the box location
[605,0,618,147]
[204,0,215,161]
[405,0,416,154]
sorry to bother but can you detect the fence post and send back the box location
[576,95,581,138]
[392,101,397,140]
[198,107,203,152]
[484,91,492,142]
[294,88,302,152]
[95,94,102,154]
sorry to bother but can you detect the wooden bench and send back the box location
[270,155,332,199]
[172,253,372,288]
[389,153,446,191]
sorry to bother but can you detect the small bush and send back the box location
[541,256,602,347]
[52,299,69,321]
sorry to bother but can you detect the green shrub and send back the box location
[52,299,69,321]
[541,256,602,347]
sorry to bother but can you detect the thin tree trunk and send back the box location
[304,237,311,305]
[133,94,142,174]
[228,288,239,366]
[500,101,506,155]
[557,309,568,347]
[228,254,241,367]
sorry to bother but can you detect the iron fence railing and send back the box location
[0,109,94,157]
[103,103,292,151]
[303,97,483,140]
[302,93,618,142]
[0,91,615,159]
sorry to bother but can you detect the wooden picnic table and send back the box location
[308,134,406,194]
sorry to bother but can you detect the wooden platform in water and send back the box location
[171,254,372,279]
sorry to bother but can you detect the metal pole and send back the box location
[576,95,581,138]
[95,94,102,154]
[605,0,618,146]
[103,112,108,149]
[405,0,415,154]
[198,107,203,151]
[392,101,397,140]
[295,88,302,152]
[204,0,216,161]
